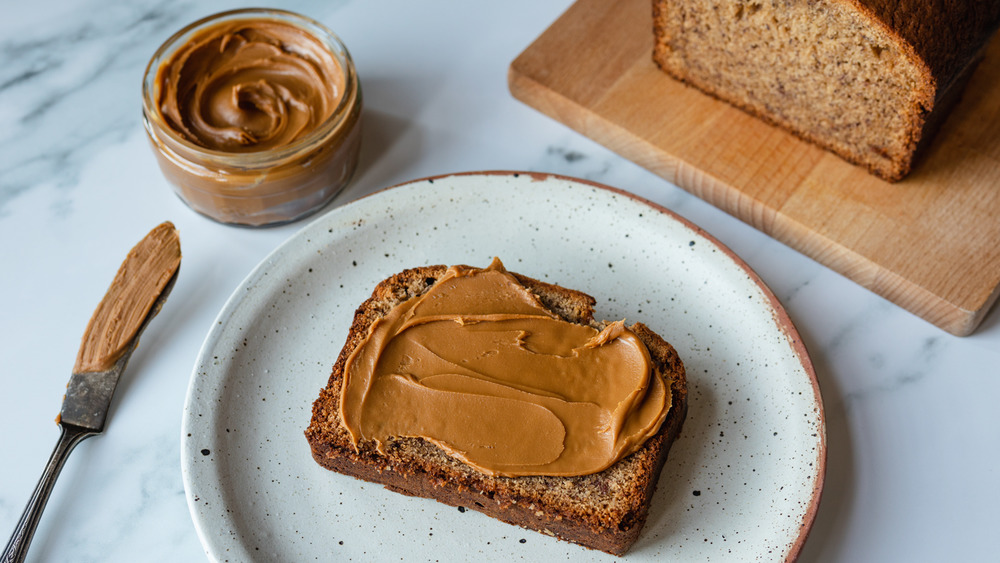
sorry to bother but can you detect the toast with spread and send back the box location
[305,260,687,554]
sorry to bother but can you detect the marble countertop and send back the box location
[1,0,997,561]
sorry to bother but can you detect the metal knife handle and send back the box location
[2,425,96,563]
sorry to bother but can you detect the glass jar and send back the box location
[142,9,362,227]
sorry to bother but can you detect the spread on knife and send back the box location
[339,258,671,477]
[73,222,181,374]
[156,19,345,152]
[142,9,362,227]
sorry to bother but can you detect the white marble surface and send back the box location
[0,0,996,561]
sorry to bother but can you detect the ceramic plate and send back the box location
[182,171,825,562]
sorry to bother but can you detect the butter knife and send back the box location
[2,222,181,563]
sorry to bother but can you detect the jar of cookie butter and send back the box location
[142,9,361,227]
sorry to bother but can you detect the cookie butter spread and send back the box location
[73,222,181,374]
[339,259,671,477]
[156,18,345,152]
[143,9,362,227]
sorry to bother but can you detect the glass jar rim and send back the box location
[141,8,358,165]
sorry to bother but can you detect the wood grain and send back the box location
[509,0,1000,336]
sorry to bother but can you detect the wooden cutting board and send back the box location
[509,0,1000,336]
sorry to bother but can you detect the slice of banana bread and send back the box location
[305,264,687,555]
[652,0,1000,181]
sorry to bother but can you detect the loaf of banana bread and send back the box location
[652,0,1000,181]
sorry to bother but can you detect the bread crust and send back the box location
[305,265,688,555]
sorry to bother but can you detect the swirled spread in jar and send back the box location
[156,18,345,152]
[339,258,671,477]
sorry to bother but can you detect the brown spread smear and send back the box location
[156,19,345,152]
[340,258,671,477]
[73,222,181,374]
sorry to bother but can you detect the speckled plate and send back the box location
[182,171,825,562]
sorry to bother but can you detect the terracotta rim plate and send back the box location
[182,171,825,562]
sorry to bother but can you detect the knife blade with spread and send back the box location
[1,222,181,563]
